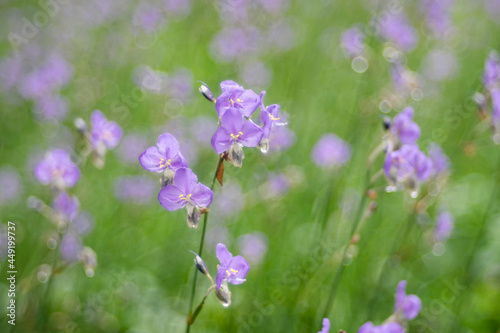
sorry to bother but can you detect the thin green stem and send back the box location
[322,163,372,319]
[186,156,223,333]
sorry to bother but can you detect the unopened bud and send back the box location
[215,281,231,307]
[186,205,201,228]
[189,251,209,276]
[74,117,87,132]
[383,116,391,131]
[199,81,216,103]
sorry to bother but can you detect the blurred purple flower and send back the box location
[491,87,500,127]
[263,172,291,199]
[0,166,23,205]
[167,68,193,103]
[90,110,123,149]
[264,19,295,52]
[311,133,351,168]
[483,51,500,89]
[34,149,80,188]
[158,168,213,228]
[210,27,260,63]
[0,56,22,91]
[164,0,192,18]
[268,126,296,152]
[113,176,157,204]
[394,280,421,320]
[212,183,245,220]
[132,3,166,33]
[428,143,450,176]
[240,61,273,89]
[256,0,289,14]
[358,322,403,333]
[191,116,218,145]
[422,48,458,82]
[60,233,82,262]
[215,80,261,118]
[72,211,95,236]
[215,243,250,290]
[384,144,433,186]
[391,107,421,145]
[117,133,149,165]
[52,192,80,223]
[238,232,268,265]
[434,211,454,242]
[341,27,365,58]
[422,0,454,37]
[318,318,330,333]
[139,133,187,173]
[33,94,69,121]
[376,12,418,52]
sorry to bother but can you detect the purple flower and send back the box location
[215,243,250,290]
[117,133,149,165]
[391,107,421,145]
[483,51,500,89]
[215,80,261,118]
[60,233,82,262]
[238,232,268,265]
[376,12,418,52]
[341,27,365,58]
[164,0,192,18]
[491,87,500,127]
[52,192,80,223]
[394,280,421,320]
[260,91,287,139]
[210,27,260,62]
[428,143,450,176]
[264,172,291,199]
[158,168,213,228]
[318,318,330,333]
[268,126,296,152]
[132,3,166,33]
[33,94,69,121]
[0,167,22,205]
[434,211,454,242]
[34,149,80,188]
[113,176,157,204]
[422,0,454,38]
[90,110,123,149]
[384,145,433,188]
[211,108,263,167]
[139,133,187,174]
[358,322,403,333]
[311,133,351,168]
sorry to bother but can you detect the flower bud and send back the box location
[199,82,216,103]
[186,205,201,228]
[160,168,175,187]
[189,250,209,276]
[74,117,87,133]
[215,281,231,307]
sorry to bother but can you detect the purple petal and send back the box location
[220,108,244,134]
[261,110,272,138]
[395,280,407,312]
[52,192,80,222]
[34,160,53,185]
[170,152,188,171]
[220,80,242,92]
[173,168,198,195]
[157,133,180,158]
[227,255,250,284]
[216,243,233,267]
[139,147,164,173]
[215,90,234,117]
[358,321,376,333]
[216,266,225,290]
[235,89,260,117]
[211,127,233,154]
[380,323,404,333]
[102,121,123,149]
[158,185,186,211]
[403,294,421,319]
[239,120,264,147]
[91,110,107,128]
[318,318,330,333]
[191,183,213,208]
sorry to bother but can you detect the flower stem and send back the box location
[322,161,373,319]
[185,156,223,333]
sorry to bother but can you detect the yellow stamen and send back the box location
[270,116,280,121]
[236,98,243,102]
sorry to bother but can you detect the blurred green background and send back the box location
[1,0,500,332]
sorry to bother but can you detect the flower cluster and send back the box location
[383,107,448,196]
[203,80,287,167]
[190,243,250,307]
[475,51,500,143]
[139,133,213,228]
[74,110,123,169]
[358,281,421,333]
[32,149,97,276]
